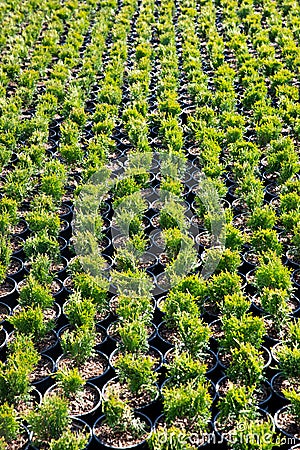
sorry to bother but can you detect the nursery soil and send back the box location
[7,259,22,276]
[0,304,9,322]
[57,352,108,379]
[6,432,28,450]
[94,422,148,447]
[276,408,300,439]
[29,356,53,383]
[0,280,14,296]
[50,385,100,416]
[103,379,157,408]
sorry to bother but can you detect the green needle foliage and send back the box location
[27,394,70,444]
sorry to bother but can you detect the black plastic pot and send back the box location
[262,320,285,349]
[231,212,250,233]
[150,230,165,254]
[156,321,176,354]
[285,249,300,271]
[63,275,74,296]
[140,251,159,274]
[31,354,56,394]
[10,424,32,450]
[213,408,274,447]
[93,412,152,449]
[208,319,222,352]
[216,375,272,409]
[97,236,112,258]
[59,219,72,240]
[242,250,259,272]
[161,376,217,404]
[264,183,280,202]
[71,417,93,447]
[151,271,172,296]
[274,405,300,447]
[244,268,256,295]
[58,323,107,350]
[0,301,11,325]
[102,375,160,414]
[188,214,206,238]
[292,269,300,291]
[262,170,279,185]
[270,372,290,406]
[163,347,218,378]
[52,256,69,281]
[7,256,24,281]
[39,330,60,357]
[225,171,236,187]
[59,202,73,223]
[201,302,221,324]
[217,345,272,372]
[270,341,282,365]
[226,184,238,203]
[0,327,8,361]
[109,346,163,374]
[46,381,102,419]
[153,413,213,447]
[13,219,30,239]
[56,350,110,386]
[52,278,65,302]
[11,236,25,259]
[195,231,213,253]
[0,277,17,305]
[58,236,68,257]
[232,198,249,215]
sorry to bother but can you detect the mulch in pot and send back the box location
[272,373,300,400]
[108,321,156,343]
[5,425,30,450]
[275,406,300,441]
[10,236,24,255]
[47,383,100,417]
[57,351,108,380]
[7,257,23,279]
[157,321,180,347]
[218,346,270,370]
[29,355,55,384]
[93,412,150,448]
[103,377,158,410]
[216,377,272,406]
[214,408,271,444]
[14,388,41,416]
[35,330,58,353]
[292,269,300,287]
[262,316,290,344]
[0,302,10,322]
[164,347,217,375]
[110,347,162,372]
[12,220,29,237]
[0,278,16,297]
[155,414,211,447]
